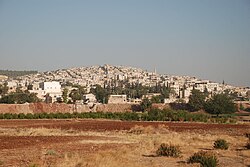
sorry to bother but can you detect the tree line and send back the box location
[0,109,236,124]
[60,82,173,104]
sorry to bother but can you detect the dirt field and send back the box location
[0,119,249,167]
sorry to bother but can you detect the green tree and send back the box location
[28,93,40,103]
[188,89,207,111]
[69,85,86,103]
[69,89,82,102]
[134,84,149,98]
[73,85,86,95]
[62,88,68,103]
[0,94,15,103]
[161,86,172,98]
[204,93,237,116]
[90,85,109,103]
[151,95,163,103]
[140,98,152,112]
[0,92,40,104]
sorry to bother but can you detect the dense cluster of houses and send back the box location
[0,65,249,104]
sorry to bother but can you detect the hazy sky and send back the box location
[0,0,249,86]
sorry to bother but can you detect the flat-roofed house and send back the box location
[108,95,127,104]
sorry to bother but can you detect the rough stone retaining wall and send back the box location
[0,104,32,114]
[96,104,138,113]
[0,103,140,114]
[152,103,170,110]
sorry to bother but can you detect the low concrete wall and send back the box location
[0,103,140,114]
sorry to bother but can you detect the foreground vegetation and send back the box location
[188,151,218,167]
[0,123,249,167]
[0,108,237,123]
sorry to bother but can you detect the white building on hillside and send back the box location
[29,81,62,103]
[40,81,61,93]
[142,93,161,100]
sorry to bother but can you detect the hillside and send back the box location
[0,70,38,78]
[17,64,163,86]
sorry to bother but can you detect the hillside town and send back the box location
[0,65,249,104]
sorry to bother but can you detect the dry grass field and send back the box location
[0,120,249,167]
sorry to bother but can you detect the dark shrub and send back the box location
[156,143,181,157]
[244,108,250,112]
[18,113,25,119]
[26,113,34,119]
[12,113,18,119]
[213,139,229,150]
[3,113,13,119]
[245,142,250,149]
[188,151,218,167]
[33,113,39,119]
[245,133,250,140]
[46,113,54,119]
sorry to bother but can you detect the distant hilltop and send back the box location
[17,64,161,87]
[14,64,229,88]
[1,64,249,104]
[15,64,220,86]
[1,65,242,88]
[0,70,38,78]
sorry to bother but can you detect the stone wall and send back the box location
[152,103,170,110]
[96,104,137,113]
[0,103,140,114]
[0,104,32,114]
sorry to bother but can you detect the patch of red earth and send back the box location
[0,119,249,135]
[0,136,126,167]
[0,119,249,166]
[0,136,118,150]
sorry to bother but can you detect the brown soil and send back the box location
[0,120,249,167]
[0,136,118,150]
[0,119,248,134]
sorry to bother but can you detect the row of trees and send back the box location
[0,109,235,123]
[56,83,172,104]
[140,89,238,116]
[89,83,173,104]
[0,92,40,104]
